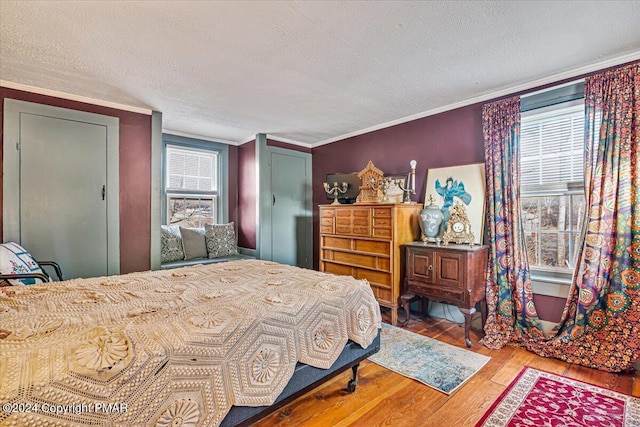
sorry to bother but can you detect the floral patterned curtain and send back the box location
[524,62,640,372]
[481,97,546,349]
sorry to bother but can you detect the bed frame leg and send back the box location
[347,364,359,393]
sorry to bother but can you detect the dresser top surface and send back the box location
[405,241,489,252]
[319,202,421,208]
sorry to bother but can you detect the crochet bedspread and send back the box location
[0,259,381,426]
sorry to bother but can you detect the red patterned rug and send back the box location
[476,366,640,427]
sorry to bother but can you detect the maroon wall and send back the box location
[533,294,565,323]
[311,103,485,268]
[238,140,256,249]
[0,87,152,273]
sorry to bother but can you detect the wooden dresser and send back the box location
[319,203,421,325]
[402,242,489,347]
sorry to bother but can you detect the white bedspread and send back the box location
[0,260,381,426]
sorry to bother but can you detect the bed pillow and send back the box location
[205,222,239,258]
[160,225,185,263]
[179,227,208,261]
[0,242,46,286]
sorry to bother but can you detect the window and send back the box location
[165,144,219,227]
[520,101,586,275]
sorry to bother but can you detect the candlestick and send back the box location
[323,181,348,205]
[398,160,417,203]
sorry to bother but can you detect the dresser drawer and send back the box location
[369,283,393,305]
[321,217,334,226]
[336,217,351,226]
[372,228,391,238]
[320,225,335,234]
[373,207,392,218]
[352,208,371,218]
[321,262,352,276]
[353,239,390,256]
[356,268,391,285]
[373,217,391,227]
[353,217,369,226]
[336,225,352,234]
[329,251,378,269]
[322,236,351,250]
[320,208,335,217]
[352,226,371,236]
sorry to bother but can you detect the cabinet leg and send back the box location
[480,300,487,332]
[399,293,415,326]
[391,307,398,326]
[460,307,476,348]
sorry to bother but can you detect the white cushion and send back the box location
[0,242,46,286]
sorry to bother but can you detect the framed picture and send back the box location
[424,163,485,244]
[383,175,407,203]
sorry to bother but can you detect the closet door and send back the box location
[257,134,312,269]
[3,99,119,279]
[270,151,308,267]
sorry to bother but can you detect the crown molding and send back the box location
[0,80,153,115]
[265,134,312,148]
[310,51,640,148]
[161,129,242,146]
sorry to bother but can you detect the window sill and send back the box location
[530,272,571,298]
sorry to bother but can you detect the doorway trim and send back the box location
[2,98,120,275]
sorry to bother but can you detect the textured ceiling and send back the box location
[1,1,640,147]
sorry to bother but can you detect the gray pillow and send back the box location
[179,227,208,261]
[160,225,184,263]
[205,222,239,258]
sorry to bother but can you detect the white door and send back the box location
[3,99,120,279]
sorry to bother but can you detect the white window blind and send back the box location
[165,144,220,227]
[521,105,584,189]
[520,101,586,273]
[166,146,217,192]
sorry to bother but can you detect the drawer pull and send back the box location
[428,265,433,271]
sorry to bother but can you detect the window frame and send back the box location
[162,134,229,226]
[520,95,585,285]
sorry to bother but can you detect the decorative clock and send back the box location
[442,202,475,246]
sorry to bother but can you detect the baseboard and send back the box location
[238,247,257,257]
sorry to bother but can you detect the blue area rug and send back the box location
[369,323,490,394]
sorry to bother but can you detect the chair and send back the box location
[0,242,63,285]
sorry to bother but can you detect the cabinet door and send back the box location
[434,251,465,289]
[409,249,434,283]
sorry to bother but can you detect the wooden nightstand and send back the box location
[401,242,489,347]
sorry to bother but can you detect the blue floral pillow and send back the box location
[161,225,185,263]
[204,223,239,258]
[0,242,46,286]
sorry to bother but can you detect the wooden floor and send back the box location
[253,308,639,426]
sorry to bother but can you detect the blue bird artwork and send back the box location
[435,177,472,223]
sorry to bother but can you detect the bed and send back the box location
[0,259,381,426]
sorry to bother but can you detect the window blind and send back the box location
[521,108,584,188]
[166,146,217,192]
